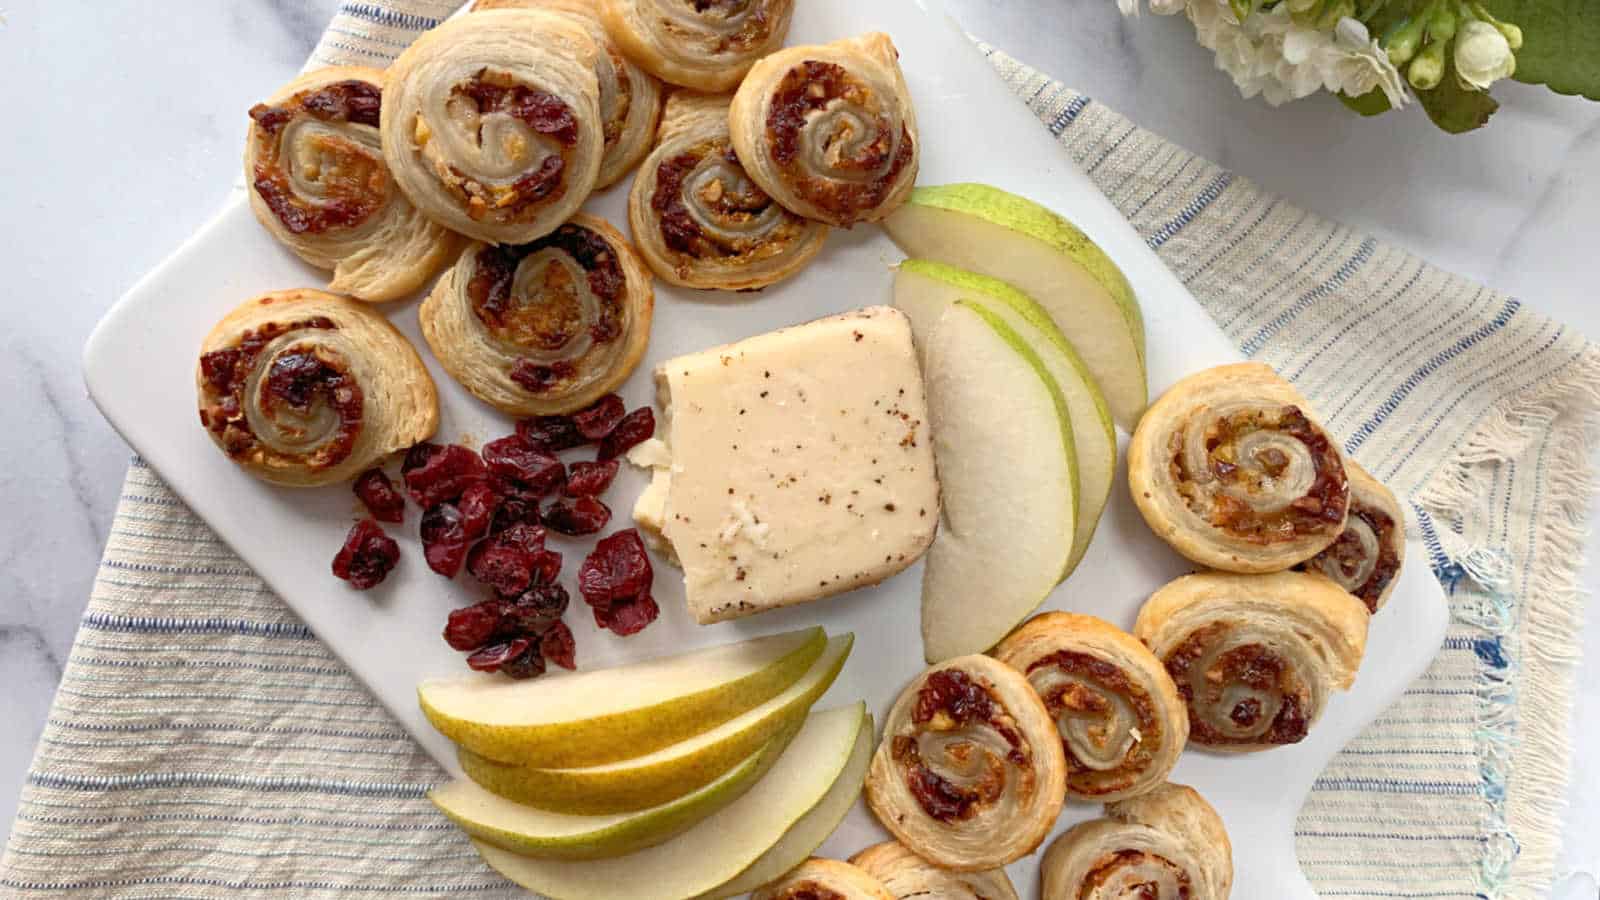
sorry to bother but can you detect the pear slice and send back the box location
[419,627,826,767]
[921,302,1078,662]
[458,634,854,813]
[472,704,870,900]
[883,183,1147,429]
[430,723,798,861]
[895,259,1115,578]
[693,718,873,899]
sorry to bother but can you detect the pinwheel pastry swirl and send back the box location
[473,0,662,189]
[597,0,794,93]
[1041,782,1233,900]
[994,612,1188,804]
[1134,571,1369,752]
[865,655,1066,872]
[1295,460,1406,613]
[1128,362,1351,573]
[244,67,459,302]
[729,33,920,228]
[380,9,604,245]
[752,858,893,900]
[628,92,828,290]
[420,213,653,416]
[196,289,438,487]
[849,841,1019,900]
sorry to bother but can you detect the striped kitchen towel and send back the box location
[3,3,1595,898]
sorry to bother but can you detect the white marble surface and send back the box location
[0,0,1593,894]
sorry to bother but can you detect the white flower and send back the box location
[1182,3,1407,108]
[1328,17,1410,107]
[1455,19,1515,89]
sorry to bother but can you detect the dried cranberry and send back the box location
[420,503,470,577]
[482,435,566,494]
[541,621,577,669]
[597,408,655,460]
[466,638,530,673]
[492,482,546,533]
[458,480,502,540]
[200,348,243,393]
[353,468,406,523]
[402,443,487,507]
[543,495,611,535]
[331,518,399,589]
[500,645,547,680]
[914,669,994,727]
[444,600,507,651]
[467,523,546,596]
[516,415,586,453]
[530,549,563,586]
[505,583,569,634]
[597,592,659,636]
[572,394,626,441]
[578,529,654,607]
[565,460,619,496]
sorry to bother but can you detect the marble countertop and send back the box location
[1,0,1594,894]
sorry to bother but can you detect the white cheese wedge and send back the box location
[636,306,940,624]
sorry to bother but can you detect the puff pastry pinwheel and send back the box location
[1128,362,1350,573]
[994,613,1188,804]
[865,655,1066,872]
[472,0,662,189]
[1041,782,1233,900]
[380,9,604,245]
[196,289,439,487]
[1134,571,1369,752]
[729,33,920,228]
[752,858,893,900]
[850,841,1019,900]
[244,67,459,302]
[420,213,653,416]
[597,0,794,93]
[628,92,828,290]
[1296,461,1406,613]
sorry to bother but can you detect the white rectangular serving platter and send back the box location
[84,1,1448,896]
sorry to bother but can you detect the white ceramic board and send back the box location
[83,1,1449,895]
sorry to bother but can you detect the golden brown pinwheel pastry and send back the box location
[1134,571,1369,752]
[994,613,1187,803]
[1295,461,1406,613]
[752,858,893,900]
[380,10,604,245]
[196,289,438,487]
[1041,783,1233,900]
[244,67,459,302]
[597,0,794,93]
[471,0,662,189]
[849,841,1019,900]
[628,92,828,290]
[1128,362,1351,573]
[729,33,920,228]
[420,213,653,416]
[865,655,1066,872]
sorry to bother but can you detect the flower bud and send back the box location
[1383,17,1424,66]
[1428,5,1457,43]
[1408,40,1445,90]
[1455,19,1516,90]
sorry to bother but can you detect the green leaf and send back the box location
[1414,60,1499,132]
[1339,88,1395,116]
[1483,0,1600,99]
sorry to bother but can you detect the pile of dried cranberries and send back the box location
[330,393,658,679]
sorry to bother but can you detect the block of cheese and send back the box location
[634,306,940,624]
